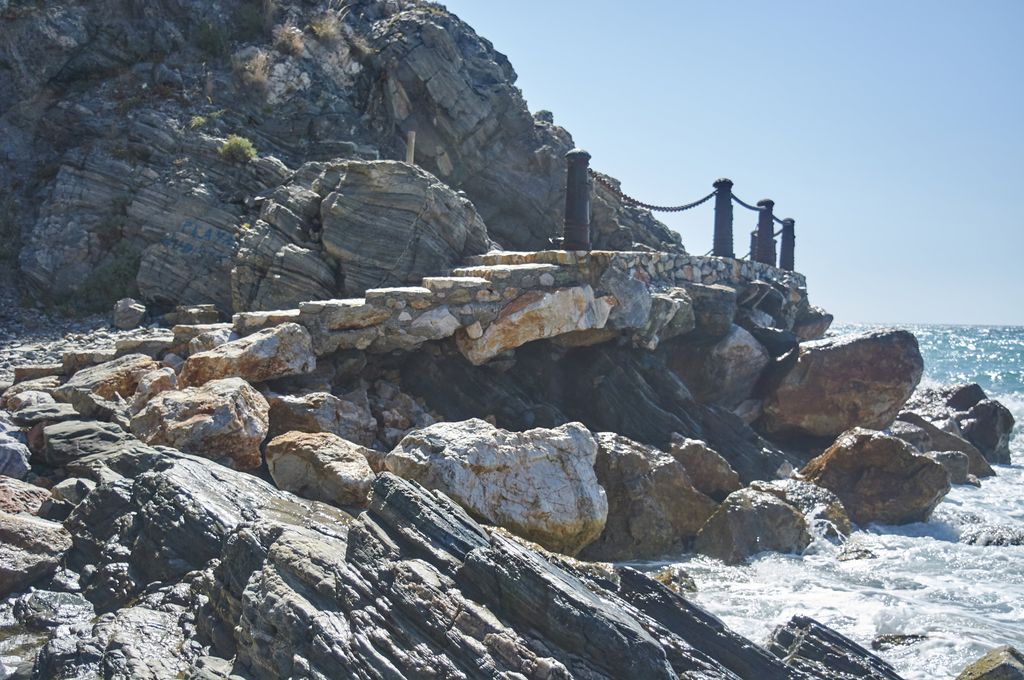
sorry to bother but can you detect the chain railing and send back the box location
[560,148,797,271]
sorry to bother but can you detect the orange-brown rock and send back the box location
[760,330,923,438]
[265,431,375,507]
[800,428,951,525]
[668,436,741,502]
[179,322,316,387]
[130,377,269,470]
[53,353,159,416]
[0,477,51,515]
[579,433,718,561]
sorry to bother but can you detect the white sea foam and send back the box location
[658,324,1024,679]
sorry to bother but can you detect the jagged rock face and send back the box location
[0,477,50,515]
[791,305,834,341]
[385,418,607,555]
[801,428,951,525]
[130,377,269,470]
[749,478,852,538]
[760,330,924,439]
[664,324,770,408]
[668,436,742,502]
[4,0,679,314]
[0,429,31,479]
[580,433,717,561]
[693,488,812,564]
[366,10,680,253]
[265,431,375,507]
[959,399,1015,465]
[178,322,316,387]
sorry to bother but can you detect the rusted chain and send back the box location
[590,170,716,213]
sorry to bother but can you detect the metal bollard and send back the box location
[712,178,734,258]
[780,218,795,271]
[749,230,758,260]
[755,199,775,265]
[563,148,592,251]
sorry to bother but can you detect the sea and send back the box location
[654,324,1024,679]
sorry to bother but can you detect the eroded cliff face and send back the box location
[1,0,681,314]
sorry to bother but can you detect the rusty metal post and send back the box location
[563,148,592,251]
[755,199,775,265]
[712,178,734,258]
[780,218,795,271]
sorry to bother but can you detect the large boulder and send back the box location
[0,431,31,479]
[179,323,315,387]
[682,283,737,340]
[664,325,770,408]
[385,419,607,555]
[667,436,741,502]
[892,412,995,478]
[267,390,377,447]
[693,488,812,564]
[579,433,717,561]
[265,431,375,508]
[800,428,951,525]
[956,645,1024,680]
[760,330,924,438]
[130,378,270,470]
[749,478,852,537]
[0,511,72,597]
[53,353,160,417]
[959,399,1015,465]
[455,285,614,365]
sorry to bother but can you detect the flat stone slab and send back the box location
[13,364,64,383]
[299,299,391,331]
[10,402,80,426]
[233,309,301,335]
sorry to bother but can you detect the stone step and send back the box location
[363,286,434,310]
[450,263,567,289]
[13,363,64,383]
[420,276,491,292]
[232,309,301,336]
[463,250,585,267]
[298,298,391,331]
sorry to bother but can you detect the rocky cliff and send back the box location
[1,0,678,314]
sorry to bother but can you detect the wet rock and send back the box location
[693,488,812,564]
[385,418,607,555]
[749,478,852,537]
[892,412,995,478]
[956,645,1024,679]
[959,523,1024,547]
[34,605,191,679]
[456,285,613,365]
[0,476,50,515]
[959,399,1015,465]
[265,431,375,508]
[800,428,951,525]
[760,330,924,438]
[13,590,94,631]
[871,634,928,651]
[664,324,769,408]
[267,390,377,447]
[0,511,72,597]
[112,297,147,330]
[668,436,742,502]
[579,433,717,561]
[179,323,316,388]
[53,353,160,418]
[130,378,270,470]
[767,614,904,679]
[924,450,972,485]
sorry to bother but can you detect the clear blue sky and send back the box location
[439,1,1024,325]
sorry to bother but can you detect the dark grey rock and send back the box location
[767,615,904,679]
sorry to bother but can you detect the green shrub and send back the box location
[308,13,340,43]
[75,241,142,314]
[219,134,257,163]
[189,115,208,130]
[198,20,228,56]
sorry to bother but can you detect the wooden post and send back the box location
[405,131,416,165]
[712,178,734,258]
